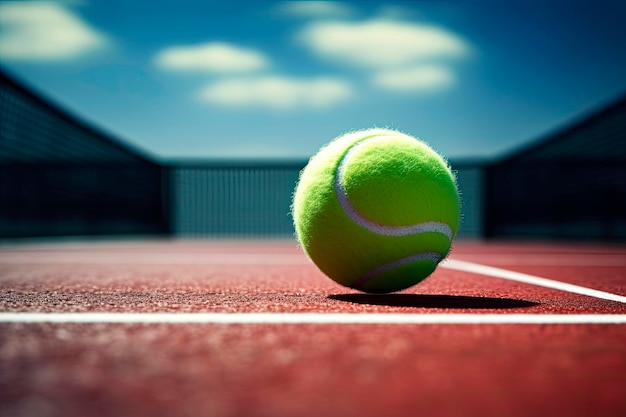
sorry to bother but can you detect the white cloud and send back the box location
[297,19,469,68]
[275,1,354,19]
[154,42,270,73]
[372,65,455,92]
[0,2,108,61]
[198,76,352,110]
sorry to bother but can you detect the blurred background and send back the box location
[1,0,625,241]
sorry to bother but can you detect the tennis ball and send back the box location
[292,128,460,294]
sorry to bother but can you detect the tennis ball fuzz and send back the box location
[292,128,460,294]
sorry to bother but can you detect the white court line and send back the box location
[0,312,625,324]
[442,259,626,304]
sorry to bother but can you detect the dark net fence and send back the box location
[485,95,626,241]
[169,162,484,239]
[3,69,624,241]
[0,70,169,238]
[171,162,302,238]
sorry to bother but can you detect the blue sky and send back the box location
[1,0,626,162]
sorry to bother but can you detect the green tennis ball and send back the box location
[292,128,460,294]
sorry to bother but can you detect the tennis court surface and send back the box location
[2,49,626,417]
[1,239,625,417]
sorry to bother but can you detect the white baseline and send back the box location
[0,312,624,324]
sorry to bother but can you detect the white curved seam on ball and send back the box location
[334,137,453,241]
[351,252,442,290]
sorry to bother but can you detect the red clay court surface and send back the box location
[0,239,625,417]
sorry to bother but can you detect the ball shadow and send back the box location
[328,294,538,309]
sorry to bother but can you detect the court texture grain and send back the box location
[1,239,625,417]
